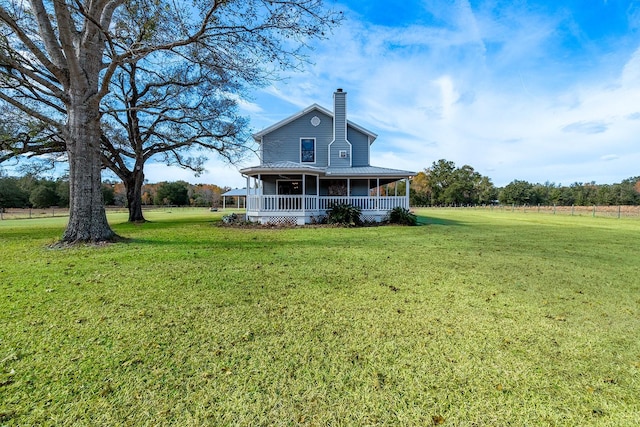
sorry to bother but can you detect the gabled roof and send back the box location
[252,103,378,143]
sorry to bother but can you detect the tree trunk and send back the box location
[61,102,116,243]
[125,168,146,222]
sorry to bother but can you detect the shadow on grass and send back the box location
[415,215,464,226]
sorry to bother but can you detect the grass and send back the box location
[1,208,639,426]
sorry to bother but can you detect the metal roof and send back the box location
[325,166,415,177]
[239,162,414,178]
[239,162,325,175]
[221,188,248,197]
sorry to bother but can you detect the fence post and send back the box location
[593,205,596,218]
[618,206,621,219]
[29,208,32,219]
[571,205,574,216]
[553,204,556,215]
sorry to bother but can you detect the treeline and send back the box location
[410,159,640,206]
[0,175,69,209]
[410,160,497,206]
[3,162,639,210]
[105,181,228,208]
[0,175,228,209]
[498,179,640,206]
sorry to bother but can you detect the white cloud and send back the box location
[165,2,640,187]
[144,161,248,188]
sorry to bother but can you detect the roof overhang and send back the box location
[240,163,414,179]
[240,161,325,176]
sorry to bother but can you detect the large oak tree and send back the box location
[0,0,340,241]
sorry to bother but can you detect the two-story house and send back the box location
[240,89,414,225]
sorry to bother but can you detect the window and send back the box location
[339,150,347,159]
[301,138,315,163]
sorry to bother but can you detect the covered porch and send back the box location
[241,166,411,225]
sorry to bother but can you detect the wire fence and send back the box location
[0,206,228,221]
[3,204,640,221]
[417,204,640,219]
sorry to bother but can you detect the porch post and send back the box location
[405,178,410,209]
[376,178,380,210]
[258,174,262,211]
[302,174,306,213]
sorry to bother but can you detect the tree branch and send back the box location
[28,0,68,71]
[0,92,65,133]
[0,5,62,80]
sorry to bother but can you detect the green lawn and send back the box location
[1,208,639,426]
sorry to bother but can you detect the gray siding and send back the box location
[262,111,333,166]
[304,176,318,195]
[260,105,373,168]
[348,128,370,167]
[350,179,369,196]
[333,91,347,142]
[262,177,277,195]
[328,140,351,167]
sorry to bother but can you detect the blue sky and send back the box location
[147,0,640,188]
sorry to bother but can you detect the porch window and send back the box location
[301,138,315,163]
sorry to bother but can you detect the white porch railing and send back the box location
[246,195,408,212]
[318,196,407,211]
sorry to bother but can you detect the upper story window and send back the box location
[301,138,315,163]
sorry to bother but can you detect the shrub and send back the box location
[222,213,241,224]
[386,207,417,226]
[326,203,362,226]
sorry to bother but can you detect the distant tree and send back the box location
[415,160,495,206]
[29,183,58,208]
[618,177,640,205]
[475,176,498,205]
[55,179,70,208]
[594,184,613,206]
[530,183,550,205]
[427,159,456,205]
[102,185,116,206]
[190,184,224,207]
[0,177,30,208]
[155,181,189,206]
[409,171,431,206]
[499,180,534,205]
[570,182,598,206]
